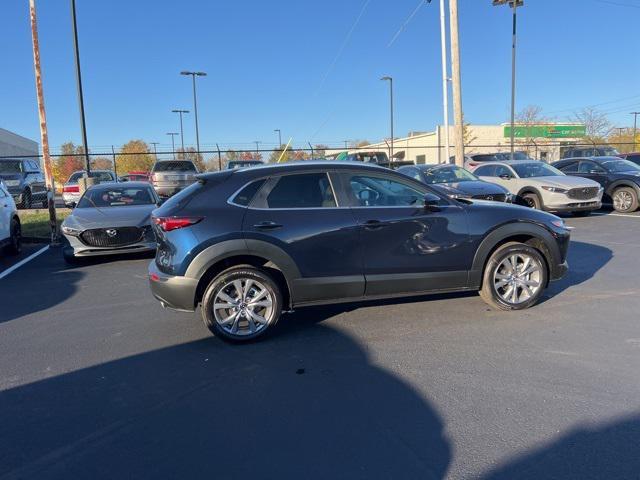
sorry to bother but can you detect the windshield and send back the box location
[153,161,196,172]
[603,159,640,173]
[511,162,564,178]
[599,147,619,156]
[77,186,156,208]
[0,161,23,174]
[421,166,477,184]
[68,171,114,183]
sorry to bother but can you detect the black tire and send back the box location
[201,266,283,342]
[6,217,21,255]
[479,242,548,311]
[572,210,592,217]
[611,186,638,213]
[521,192,542,210]
[19,189,32,209]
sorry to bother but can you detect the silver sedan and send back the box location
[61,182,160,263]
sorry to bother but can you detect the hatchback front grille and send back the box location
[80,227,144,248]
[472,193,507,202]
[567,187,599,200]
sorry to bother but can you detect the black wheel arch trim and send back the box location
[469,221,561,288]
[517,186,544,205]
[605,180,640,198]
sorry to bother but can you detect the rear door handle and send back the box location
[363,220,388,230]
[253,221,283,230]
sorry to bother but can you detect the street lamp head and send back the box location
[195,72,207,77]
[380,76,392,81]
[166,132,179,136]
[492,0,523,6]
[172,109,190,113]
[180,71,191,76]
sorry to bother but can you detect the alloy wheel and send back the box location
[493,253,542,305]
[212,278,274,337]
[613,190,633,212]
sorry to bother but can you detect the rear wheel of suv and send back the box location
[479,242,548,311]
[201,266,283,342]
[6,218,21,255]
[521,192,541,210]
[19,189,32,209]
[612,187,638,213]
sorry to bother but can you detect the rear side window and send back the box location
[153,161,197,172]
[474,165,496,176]
[233,179,266,206]
[266,173,336,208]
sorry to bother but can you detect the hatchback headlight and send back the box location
[541,186,569,194]
[61,225,82,236]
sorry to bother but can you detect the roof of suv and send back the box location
[557,156,624,163]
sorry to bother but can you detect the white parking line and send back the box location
[591,213,640,219]
[0,245,49,281]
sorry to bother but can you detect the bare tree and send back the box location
[515,105,549,156]
[572,107,611,141]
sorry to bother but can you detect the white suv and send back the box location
[0,180,21,255]
[474,160,603,216]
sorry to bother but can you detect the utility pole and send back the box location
[344,140,349,149]
[631,112,640,151]
[274,129,282,147]
[381,76,394,162]
[29,0,58,244]
[449,0,465,167]
[439,0,451,164]
[166,132,179,159]
[216,143,222,170]
[150,142,159,161]
[70,0,91,176]
[180,71,206,155]
[111,145,117,178]
[308,142,314,159]
[172,109,189,152]
[254,141,261,159]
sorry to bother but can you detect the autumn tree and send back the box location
[607,128,636,153]
[313,144,329,158]
[268,145,291,163]
[91,156,114,171]
[116,140,154,174]
[52,142,85,185]
[515,105,550,155]
[176,147,207,171]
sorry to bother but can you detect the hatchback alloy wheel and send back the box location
[613,189,634,212]
[213,278,274,336]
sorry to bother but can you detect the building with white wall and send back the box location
[326,123,587,165]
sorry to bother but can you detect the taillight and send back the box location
[63,185,79,193]
[153,216,203,232]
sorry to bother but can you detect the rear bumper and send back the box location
[152,183,192,197]
[148,261,198,312]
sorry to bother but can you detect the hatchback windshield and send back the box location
[421,166,478,184]
[511,162,564,178]
[77,186,156,208]
[153,161,196,172]
[602,159,640,173]
[0,161,23,173]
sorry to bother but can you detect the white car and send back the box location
[0,180,21,255]
[474,160,603,216]
[62,170,118,208]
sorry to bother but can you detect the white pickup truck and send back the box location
[0,180,21,255]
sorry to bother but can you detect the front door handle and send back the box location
[363,220,388,230]
[253,221,283,230]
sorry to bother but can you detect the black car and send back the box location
[0,158,47,209]
[148,162,570,342]
[397,164,512,202]
[561,146,619,159]
[552,156,640,213]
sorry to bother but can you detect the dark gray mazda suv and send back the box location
[149,162,571,342]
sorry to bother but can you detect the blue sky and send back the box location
[2,0,639,153]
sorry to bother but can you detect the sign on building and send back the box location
[503,125,586,139]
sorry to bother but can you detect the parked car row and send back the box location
[0,180,21,255]
[0,158,48,209]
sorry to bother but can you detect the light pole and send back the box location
[493,0,523,161]
[631,112,640,151]
[70,0,90,174]
[254,141,261,159]
[439,0,451,164]
[166,132,179,159]
[171,109,189,152]
[150,141,159,161]
[180,71,207,155]
[274,129,282,147]
[381,76,394,162]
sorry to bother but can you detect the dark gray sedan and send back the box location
[398,164,513,202]
[61,182,160,263]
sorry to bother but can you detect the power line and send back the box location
[387,0,428,48]
[591,0,640,8]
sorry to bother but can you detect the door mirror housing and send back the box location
[424,192,441,210]
[68,201,77,209]
[589,169,603,174]
[499,173,513,180]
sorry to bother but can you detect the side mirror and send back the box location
[68,201,77,209]
[424,193,441,210]
[589,169,602,174]
[156,198,165,206]
[499,173,513,180]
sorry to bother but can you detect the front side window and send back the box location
[348,175,424,207]
[578,161,600,173]
[77,186,156,208]
[494,165,514,178]
[266,173,336,208]
[474,165,496,177]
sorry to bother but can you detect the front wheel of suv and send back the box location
[612,187,638,213]
[521,192,542,210]
[201,266,283,342]
[479,242,548,311]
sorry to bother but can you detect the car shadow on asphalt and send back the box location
[481,414,640,480]
[0,326,452,479]
[0,247,85,325]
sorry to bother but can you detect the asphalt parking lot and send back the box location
[1,211,640,479]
